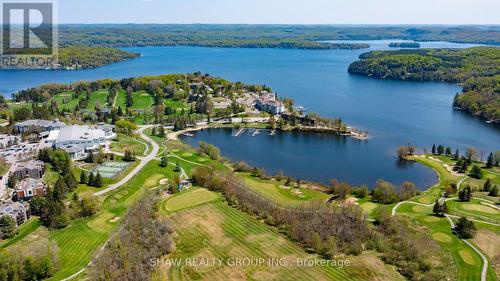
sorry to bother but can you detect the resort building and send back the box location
[255,92,285,115]
[14,119,66,133]
[12,160,45,179]
[15,178,46,200]
[0,201,28,225]
[47,125,114,159]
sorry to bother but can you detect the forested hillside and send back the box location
[58,46,140,69]
[348,47,500,123]
[57,25,500,50]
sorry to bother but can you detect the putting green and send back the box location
[412,205,429,213]
[418,196,434,204]
[360,202,378,215]
[459,250,476,265]
[164,189,218,212]
[170,149,180,153]
[198,158,207,162]
[182,152,194,157]
[432,232,452,243]
[460,204,498,215]
[423,216,441,223]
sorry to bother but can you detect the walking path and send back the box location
[445,215,489,281]
[392,196,492,281]
[94,125,159,196]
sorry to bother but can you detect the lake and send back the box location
[1,41,498,187]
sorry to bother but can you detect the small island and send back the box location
[388,42,421,48]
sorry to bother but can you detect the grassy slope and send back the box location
[162,188,402,281]
[239,172,329,205]
[109,133,148,155]
[398,155,500,281]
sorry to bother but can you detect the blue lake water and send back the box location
[1,41,499,188]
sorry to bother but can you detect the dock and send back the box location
[251,129,260,137]
[233,128,246,137]
[270,129,276,136]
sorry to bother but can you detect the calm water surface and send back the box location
[1,41,498,187]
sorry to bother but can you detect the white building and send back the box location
[255,92,285,115]
[47,125,115,159]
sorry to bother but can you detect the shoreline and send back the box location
[167,122,369,141]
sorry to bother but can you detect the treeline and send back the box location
[58,46,139,69]
[191,167,452,280]
[57,25,500,48]
[35,148,98,228]
[388,42,421,48]
[348,47,500,123]
[0,239,58,280]
[89,191,175,280]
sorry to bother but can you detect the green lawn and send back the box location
[162,187,219,213]
[110,133,148,155]
[165,99,189,113]
[238,172,329,205]
[48,218,108,280]
[51,92,80,111]
[115,90,153,109]
[409,155,462,204]
[7,101,32,111]
[446,199,500,223]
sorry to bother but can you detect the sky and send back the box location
[22,0,500,24]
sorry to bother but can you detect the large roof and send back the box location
[56,125,105,143]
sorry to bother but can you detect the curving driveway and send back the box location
[94,125,159,196]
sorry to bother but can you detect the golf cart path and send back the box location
[94,125,159,196]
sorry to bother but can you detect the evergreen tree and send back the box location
[0,215,18,239]
[117,106,123,116]
[88,172,95,187]
[483,178,492,192]
[445,147,452,155]
[488,186,498,197]
[437,145,444,155]
[159,154,169,167]
[80,171,88,184]
[431,144,436,154]
[455,217,476,239]
[94,172,103,188]
[454,149,460,160]
[53,177,68,200]
[458,186,472,202]
[469,165,483,179]
[486,152,494,168]
[64,173,78,191]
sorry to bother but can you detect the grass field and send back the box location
[238,173,329,205]
[162,188,219,213]
[51,92,80,111]
[110,133,148,155]
[163,189,402,281]
[113,91,154,109]
[409,155,462,204]
[446,199,500,223]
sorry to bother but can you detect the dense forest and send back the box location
[57,25,500,50]
[348,47,500,123]
[57,46,139,69]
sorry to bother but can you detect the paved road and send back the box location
[94,125,159,196]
